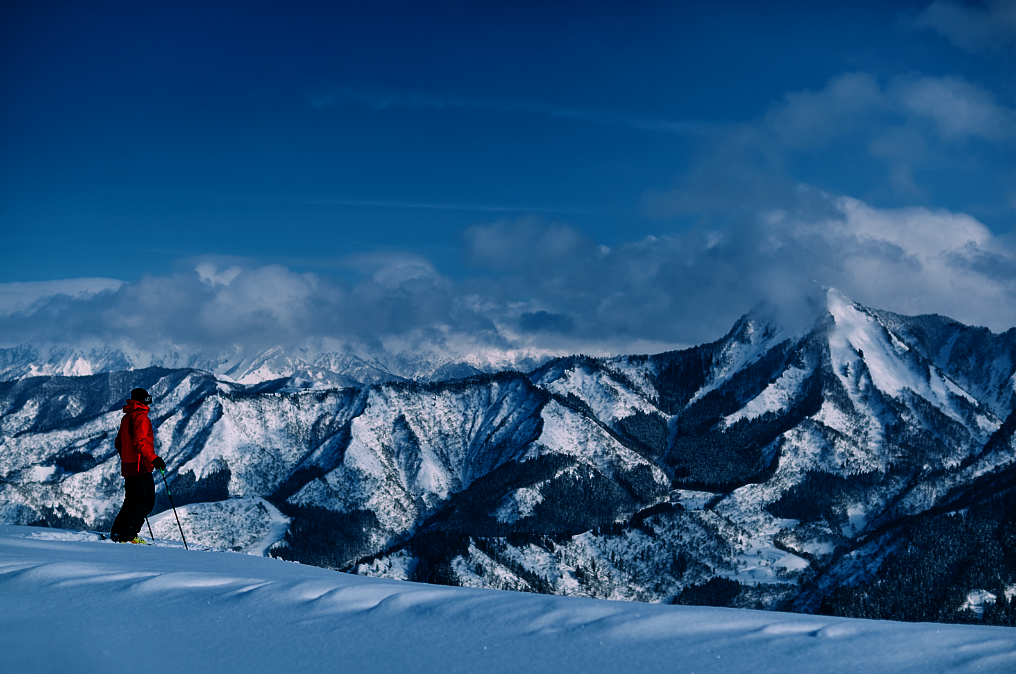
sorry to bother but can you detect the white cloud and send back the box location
[791,196,1015,325]
[462,196,1016,344]
[645,69,1016,223]
[338,252,438,287]
[893,76,1016,140]
[0,278,123,316]
[913,0,1016,54]
[196,264,242,286]
[2,195,1014,360]
[766,73,887,148]
[765,71,1016,148]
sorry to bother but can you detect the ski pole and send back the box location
[145,517,155,541]
[158,469,189,550]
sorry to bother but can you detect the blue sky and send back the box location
[1,1,1015,356]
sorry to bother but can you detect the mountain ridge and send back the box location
[2,287,1014,625]
[0,338,558,387]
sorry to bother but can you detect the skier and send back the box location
[109,388,166,543]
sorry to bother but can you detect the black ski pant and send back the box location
[110,472,155,542]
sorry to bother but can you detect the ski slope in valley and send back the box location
[2,526,1014,674]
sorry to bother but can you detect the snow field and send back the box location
[535,400,667,484]
[961,590,1004,619]
[825,289,996,440]
[1,335,559,386]
[671,489,716,511]
[534,361,659,426]
[602,356,662,404]
[495,485,546,524]
[688,315,790,406]
[6,525,1014,674]
[3,285,1015,631]
[288,379,547,537]
[724,533,810,585]
[724,366,810,426]
[467,507,782,604]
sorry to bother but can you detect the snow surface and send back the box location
[495,485,545,524]
[3,526,1014,674]
[688,316,791,405]
[722,530,810,585]
[535,362,659,425]
[671,489,716,511]
[825,289,986,431]
[724,366,809,426]
[961,590,998,619]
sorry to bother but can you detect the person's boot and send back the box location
[129,536,151,545]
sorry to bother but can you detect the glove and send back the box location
[152,456,166,471]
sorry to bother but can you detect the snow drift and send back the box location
[2,525,1014,674]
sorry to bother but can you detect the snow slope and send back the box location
[2,525,1014,674]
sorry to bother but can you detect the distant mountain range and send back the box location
[1,287,1014,626]
[0,338,554,386]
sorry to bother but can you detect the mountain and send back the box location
[1,288,1014,625]
[0,339,555,386]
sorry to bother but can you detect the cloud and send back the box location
[464,217,595,271]
[790,196,1015,324]
[766,72,1016,147]
[196,264,242,286]
[894,76,1016,141]
[338,251,437,285]
[5,67,1014,361]
[2,193,1014,361]
[0,278,124,316]
[645,70,1016,219]
[461,198,1015,347]
[765,73,889,148]
[912,0,1016,54]
[518,311,575,335]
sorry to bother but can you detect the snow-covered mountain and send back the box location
[0,339,555,386]
[2,287,1014,625]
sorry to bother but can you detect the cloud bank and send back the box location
[0,278,124,317]
[913,0,1016,54]
[1,193,1013,361]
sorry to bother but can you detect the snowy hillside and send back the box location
[2,287,1015,625]
[3,525,1014,674]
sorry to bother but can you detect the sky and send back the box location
[1,1,1015,358]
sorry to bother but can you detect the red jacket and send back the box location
[115,400,159,477]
